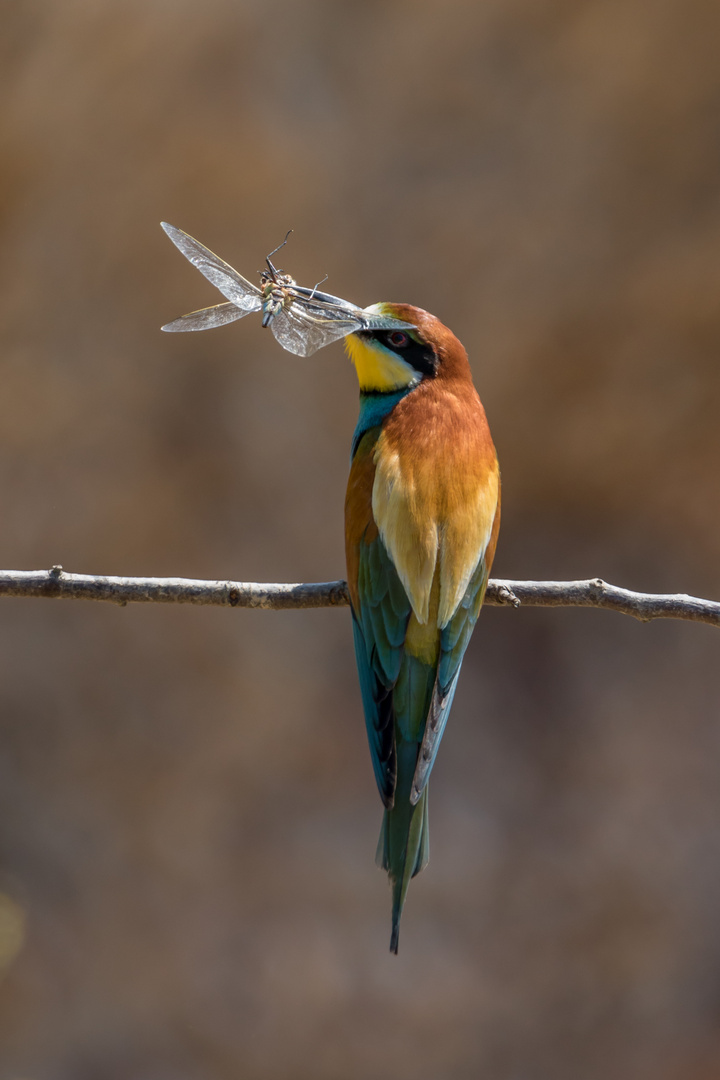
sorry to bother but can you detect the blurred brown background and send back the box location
[1,1,720,1077]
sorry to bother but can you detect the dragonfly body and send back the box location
[260,270,296,328]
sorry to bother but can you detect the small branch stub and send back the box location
[0,568,716,628]
[494,584,521,608]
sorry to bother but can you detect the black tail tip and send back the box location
[390,923,400,954]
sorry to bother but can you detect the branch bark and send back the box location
[0,567,717,628]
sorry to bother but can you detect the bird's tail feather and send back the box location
[376,748,430,954]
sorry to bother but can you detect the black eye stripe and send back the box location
[377,330,438,378]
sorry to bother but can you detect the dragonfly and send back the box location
[160,222,414,357]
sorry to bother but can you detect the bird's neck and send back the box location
[351,389,413,460]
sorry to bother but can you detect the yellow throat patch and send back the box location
[345,333,420,393]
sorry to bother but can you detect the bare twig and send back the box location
[0,567,717,628]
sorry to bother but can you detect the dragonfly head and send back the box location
[260,269,295,291]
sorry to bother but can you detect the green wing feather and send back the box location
[352,534,412,807]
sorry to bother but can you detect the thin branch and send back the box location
[489,578,720,627]
[0,567,717,628]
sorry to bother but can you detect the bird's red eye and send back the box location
[388,331,409,348]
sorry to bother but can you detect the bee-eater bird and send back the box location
[158,224,499,953]
[344,304,500,953]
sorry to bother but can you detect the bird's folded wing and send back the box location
[410,554,490,802]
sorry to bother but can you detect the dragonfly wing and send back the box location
[271,302,364,356]
[162,302,252,333]
[291,289,416,334]
[358,308,417,332]
[161,222,263,313]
